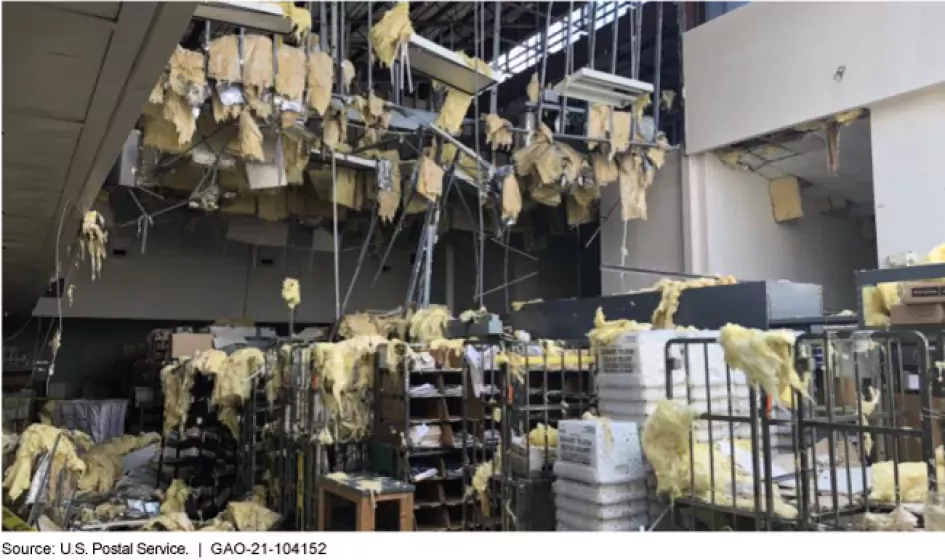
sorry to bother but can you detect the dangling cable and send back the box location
[474,1,485,308]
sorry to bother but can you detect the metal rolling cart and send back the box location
[263,341,370,531]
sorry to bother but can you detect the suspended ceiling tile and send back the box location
[3,215,51,239]
[2,188,60,221]
[739,153,766,168]
[2,3,114,122]
[3,114,82,167]
[48,2,122,21]
[754,165,788,180]
[781,133,825,155]
[2,162,68,193]
[769,154,815,176]
[748,144,794,161]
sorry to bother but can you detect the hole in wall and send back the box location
[112,248,127,257]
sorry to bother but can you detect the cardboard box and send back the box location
[171,333,213,358]
[901,281,945,304]
[889,303,945,325]
[895,393,944,461]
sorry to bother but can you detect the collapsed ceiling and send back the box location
[3,2,682,319]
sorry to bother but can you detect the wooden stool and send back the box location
[317,472,415,531]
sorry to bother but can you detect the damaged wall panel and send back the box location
[695,153,876,308]
[684,2,945,153]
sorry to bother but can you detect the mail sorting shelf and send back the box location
[373,343,486,531]
[463,340,595,531]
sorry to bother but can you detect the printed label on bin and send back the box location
[599,347,636,374]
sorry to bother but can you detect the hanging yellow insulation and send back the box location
[193,349,227,375]
[369,3,414,68]
[276,44,306,101]
[149,72,167,105]
[408,305,452,343]
[527,72,541,103]
[648,276,737,328]
[160,479,191,514]
[282,277,301,310]
[484,114,514,151]
[591,153,618,187]
[501,173,522,223]
[142,114,191,154]
[338,312,404,339]
[718,324,811,404]
[80,210,108,280]
[468,451,503,516]
[376,150,402,223]
[435,87,473,135]
[208,35,240,83]
[160,359,197,437]
[311,336,389,441]
[282,134,309,185]
[322,108,349,150]
[162,91,198,146]
[341,60,356,90]
[210,348,265,437]
[3,425,87,502]
[243,34,274,95]
[587,307,651,357]
[280,2,312,44]
[307,51,334,116]
[416,156,445,202]
[168,46,206,105]
[76,433,161,494]
[238,111,265,163]
[616,153,650,221]
[586,104,631,155]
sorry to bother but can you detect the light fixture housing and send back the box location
[553,67,653,108]
[407,35,507,95]
[193,1,293,35]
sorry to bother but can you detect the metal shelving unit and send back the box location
[373,344,480,531]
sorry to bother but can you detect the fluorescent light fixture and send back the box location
[193,1,292,35]
[553,67,653,108]
[407,35,507,95]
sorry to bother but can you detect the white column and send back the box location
[870,84,945,263]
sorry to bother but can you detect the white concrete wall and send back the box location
[685,154,876,309]
[600,152,686,294]
[684,2,945,154]
[870,84,945,261]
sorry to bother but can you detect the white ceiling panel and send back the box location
[2,188,60,221]
[3,114,82,167]
[2,2,195,314]
[2,3,114,122]
[2,162,69,193]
